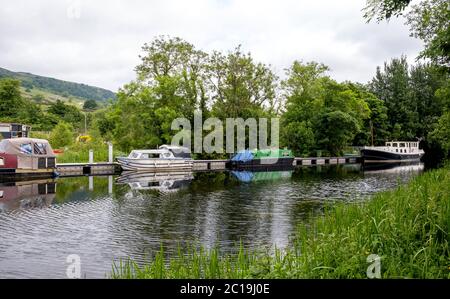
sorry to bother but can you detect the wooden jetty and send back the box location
[57,163,120,177]
[293,156,361,166]
[56,156,361,177]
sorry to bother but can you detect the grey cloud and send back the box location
[0,0,423,91]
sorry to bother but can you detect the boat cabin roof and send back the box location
[130,149,168,154]
[128,145,192,159]
[0,137,55,158]
[385,141,419,147]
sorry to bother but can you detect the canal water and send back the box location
[0,163,423,278]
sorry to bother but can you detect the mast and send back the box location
[370,120,374,146]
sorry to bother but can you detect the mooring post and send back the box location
[89,149,94,164]
[108,142,113,163]
[108,175,113,194]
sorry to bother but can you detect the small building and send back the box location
[0,123,32,139]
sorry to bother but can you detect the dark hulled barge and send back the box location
[361,141,424,163]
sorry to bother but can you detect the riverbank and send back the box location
[110,164,449,279]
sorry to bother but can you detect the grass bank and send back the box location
[55,142,125,163]
[111,165,450,279]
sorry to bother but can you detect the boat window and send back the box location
[141,153,159,158]
[129,152,138,158]
[33,143,47,155]
[20,143,33,155]
[163,152,172,158]
[396,149,398,152]
[399,143,405,147]
[393,143,398,147]
[386,142,391,146]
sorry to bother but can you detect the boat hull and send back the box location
[117,157,193,171]
[0,168,57,181]
[361,149,423,163]
[227,157,295,170]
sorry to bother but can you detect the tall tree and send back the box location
[0,78,24,120]
[208,46,279,120]
[282,61,370,156]
[47,100,83,127]
[136,36,209,121]
[364,0,450,68]
[368,56,418,139]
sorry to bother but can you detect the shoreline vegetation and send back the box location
[111,165,449,279]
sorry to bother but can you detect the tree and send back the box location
[0,78,24,119]
[315,110,360,156]
[369,57,448,142]
[368,56,418,139]
[208,46,279,119]
[136,36,209,122]
[363,0,412,21]
[429,111,450,157]
[364,0,450,68]
[83,99,98,110]
[406,0,450,67]
[348,83,389,145]
[50,122,74,148]
[282,61,370,156]
[47,100,83,126]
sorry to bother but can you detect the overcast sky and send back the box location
[0,0,423,91]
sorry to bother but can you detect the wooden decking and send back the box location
[55,156,361,176]
[56,163,120,177]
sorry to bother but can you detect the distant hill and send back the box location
[0,67,116,103]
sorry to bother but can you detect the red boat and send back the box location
[0,138,57,179]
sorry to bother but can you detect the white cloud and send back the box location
[0,0,423,91]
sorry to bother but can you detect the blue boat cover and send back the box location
[231,171,254,183]
[230,150,254,162]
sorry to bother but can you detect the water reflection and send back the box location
[116,171,193,193]
[0,179,56,212]
[0,163,424,278]
[231,170,293,183]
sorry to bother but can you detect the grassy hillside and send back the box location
[0,67,116,104]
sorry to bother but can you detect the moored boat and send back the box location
[116,170,193,192]
[227,149,295,170]
[361,141,424,163]
[117,145,193,171]
[0,138,57,179]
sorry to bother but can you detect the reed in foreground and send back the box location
[111,166,450,278]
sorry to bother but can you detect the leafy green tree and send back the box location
[349,83,389,146]
[208,46,279,120]
[32,94,45,103]
[83,99,98,110]
[409,63,448,138]
[282,121,315,156]
[369,56,418,139]
[50,122,74,148]
[0,78,24,119]
[282,61,370,156]
[136,36,209,122]
[369,57,448,143]
[364,0,450,68]
[315,110,360,156]
[48,100,83,126]
[429,111,450,156]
